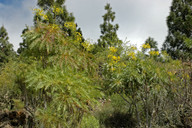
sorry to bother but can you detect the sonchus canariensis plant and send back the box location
[21,7,101,127]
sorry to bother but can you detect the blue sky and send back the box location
[0,0,172,51]
[0,0,36,50]
[0,0,20,5]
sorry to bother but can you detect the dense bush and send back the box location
[0,2,191,128]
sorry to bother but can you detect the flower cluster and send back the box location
[33,8,43,15]
[81,41,93,51]
[112,56,120,62]
[149,51,159,56]
[46,24,60,32]
[131,46,137,50]
[43,15,48,20]
[76,32,82,42]
[53,6,63,15]
[64,22,76,32]
[142,43,151,49]
[109,47,118,53]
[108,55,120,63]
[128,52,137,60]
[107,46,124,71]
[33,8,49,21]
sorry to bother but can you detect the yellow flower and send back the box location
[117,56,120,61]
[81,41,93,51]
[156,51,159,55]
[142,43,151,49]
[64,22,76,31]
[128,52,135,57]
[132,56,137,60]
[48,24,59,31]
[109,47,117,53]
[43,14,48,20]
[53,6,63,15]
[168,72,172,76]
[112,56,117,61]
[76,32,82,42]
[128,52,137,60]
[33,8,44,16]
[108,55,112,58]
[149,50,159,56]
[131,46,137,50]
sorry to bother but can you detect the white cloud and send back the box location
[0,0,36,51]
[66,0,172,48]
[0,0,172,51]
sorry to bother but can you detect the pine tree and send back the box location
[162,0,192,59]
[17,27,29,54]
[0,26,14,64]
[142,37,159,53]
[98,3,122,49]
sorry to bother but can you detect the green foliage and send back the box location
[18,0,85,54]
[100,43,192,127]
[95,94,137,128]
[162,0,192,60]
[81,114,100,128]
[0,59,30,110]
[0,26,15,65]
[1,1,192,128]
[18,19,101,127]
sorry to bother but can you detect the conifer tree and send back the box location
[0,26,14,64]
[17,27,29,54]
[98,3,122,49]
[142,37,159,53]
[162,0,192,59]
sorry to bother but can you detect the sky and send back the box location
[0,0,172,51]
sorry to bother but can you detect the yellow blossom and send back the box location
[112,56,117,61]
[149,51,159,56]
[109,47,118,53]
[110,56,120,63]
[128,52,137,60]
[108,55,113,58]
[53,6,63,15]
[142,43,151,49]
[131,46,137,50]
[48,24,59,32]
[132,56,137,60]
[76,32,82,42]
[43,15,48,20]
[81,41,93,51]
[117,56,120,61]
[64,22,76,31]
[33,8,44,16]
